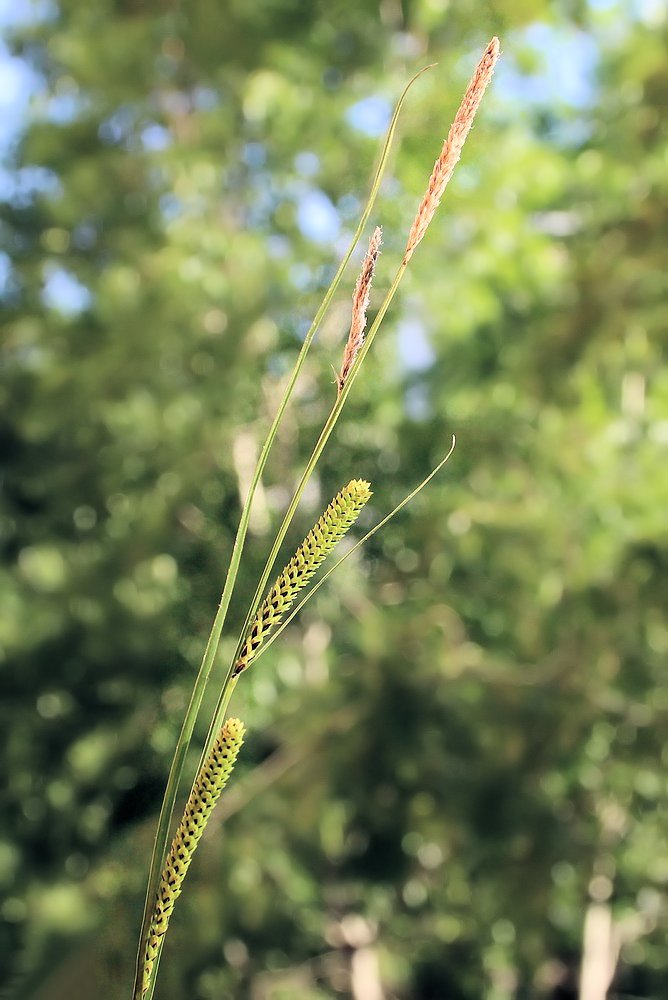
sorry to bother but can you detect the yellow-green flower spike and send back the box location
[232,479,372,678]
[142,718,245,997]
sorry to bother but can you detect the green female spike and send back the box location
[142,717,245,996]
[232,479,372,678]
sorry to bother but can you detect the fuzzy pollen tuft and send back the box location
[404,36,499,263]
[337,226,382,394]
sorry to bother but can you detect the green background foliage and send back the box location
[1,1,666,997]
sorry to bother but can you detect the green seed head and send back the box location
[142,718,245,996]
[233,479,372,678]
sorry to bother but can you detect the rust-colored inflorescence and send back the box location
[142,718,245,997]
[404,36,499,263]
[337,226,382,394]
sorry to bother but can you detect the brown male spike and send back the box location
[404,36,499,263]
[337,226,382,394]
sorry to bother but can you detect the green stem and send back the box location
[202,259,411,759]
[133,65,433,1000]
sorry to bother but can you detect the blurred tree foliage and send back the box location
[1,1,667,998]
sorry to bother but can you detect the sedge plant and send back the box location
[133,37,500,1000]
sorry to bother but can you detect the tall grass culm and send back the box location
[133,36,500,1000]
